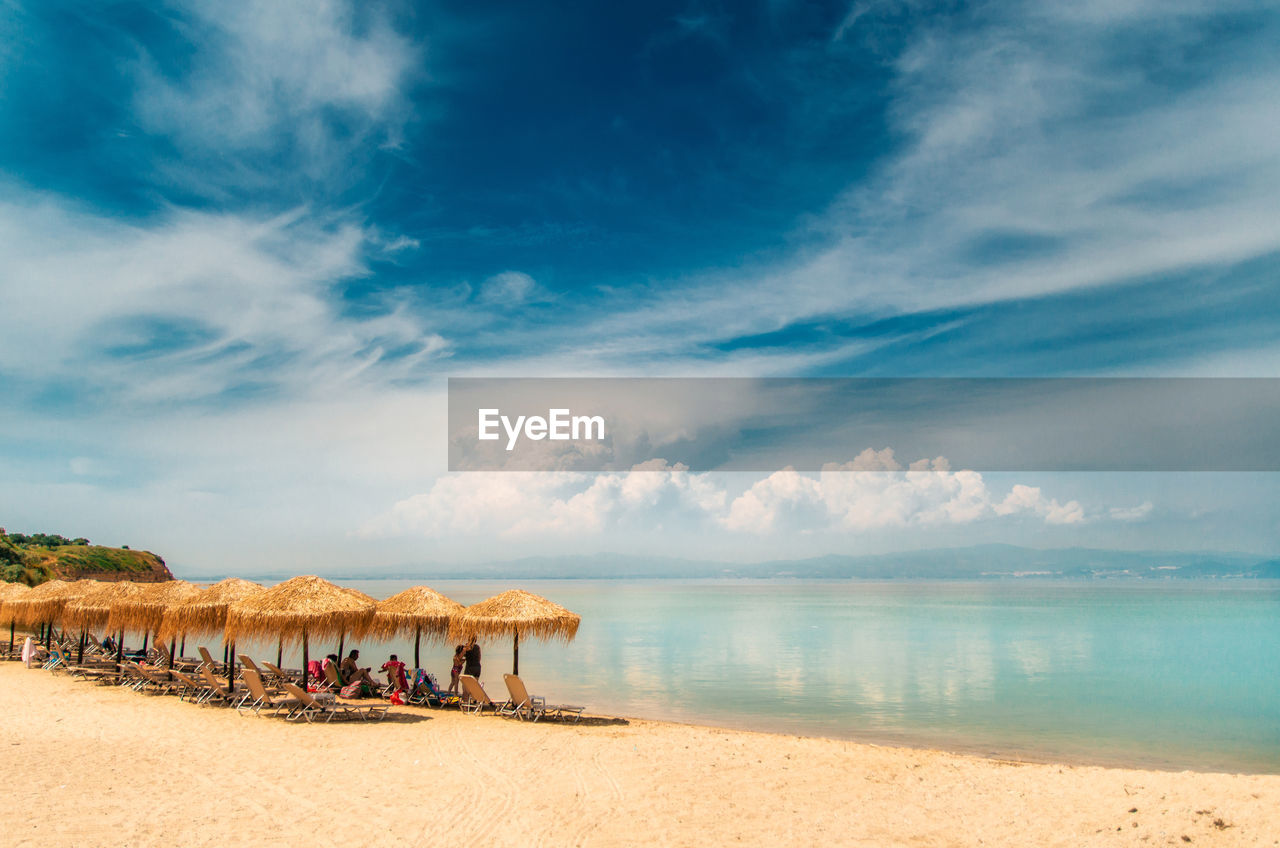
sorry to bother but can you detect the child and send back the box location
[448,644,465,693]
[381,654,408,694]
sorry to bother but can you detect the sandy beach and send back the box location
[0,663,1276,847]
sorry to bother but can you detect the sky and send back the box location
[1,0,1279,575]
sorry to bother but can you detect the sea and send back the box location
[226,578,1280,773]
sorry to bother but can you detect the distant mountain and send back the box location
[185,544,1280,582]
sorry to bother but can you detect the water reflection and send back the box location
[196,578,1280,772]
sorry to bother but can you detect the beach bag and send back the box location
[389,691,404,705]
[341,682,362,698]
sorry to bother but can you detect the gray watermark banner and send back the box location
[447,378,1280,472]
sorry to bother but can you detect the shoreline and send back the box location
[3,661,1278,847]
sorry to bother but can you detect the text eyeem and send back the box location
[478,408,606,451]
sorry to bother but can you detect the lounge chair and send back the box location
[156,643,199,672]
[197,646,225,674]
[457,675,507,715]
[322,660,345,692]
[236,668,293,716]
[407,670,461,708]
[133,663,183,696]
[195,666,237,705]
[280,683,389,723]
[501,674,584,722]
[168,669,209,702]
[43,647,68,672]
[261,660,297,686]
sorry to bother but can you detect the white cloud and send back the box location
[0,197,446,404]
[360,459,725,539]
[363,452,1104,540]
[478,271,539,306]
[134,0,415,175]
[1109,501,1154,522]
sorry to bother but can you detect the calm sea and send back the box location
[227,578,1280,773]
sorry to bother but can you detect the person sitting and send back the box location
[339,649,381,695]
[380,654,408,694]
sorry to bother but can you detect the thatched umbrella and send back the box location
[158,577,264,663]
[107,580,203,675]
[371,586,464,669]
[337,586,379,659]
[448,589,580,676]
[0,582,32,655]
[224,575,375,690]
[107,580,201,649]
[63,582,150,671]
[6,579,86,647]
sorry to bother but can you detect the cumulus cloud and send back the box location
[359,459,725,539]
[363,451,1104,539]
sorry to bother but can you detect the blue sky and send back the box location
[2,0,1279,574]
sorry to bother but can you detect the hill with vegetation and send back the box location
[0,529,172,586]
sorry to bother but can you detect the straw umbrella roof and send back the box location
[0,582,32,618]
[62,581,150,634]
[0,581,31,602]
[5,579,86,627]
[223,575,376,646]
[106,580,203,636]
[448,589,580,643]
[157,577,264,641]
[371,586,464,640]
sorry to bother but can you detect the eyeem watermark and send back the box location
[478,408,606,451]
[451,377,1280,471]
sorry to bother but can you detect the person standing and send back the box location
[448,644,465,693]
[463,637,481,681]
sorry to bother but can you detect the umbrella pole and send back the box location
[513,631,519,677]
[302,628,310,690]
[180,635,186,656]
[276,639,283,669]
[77,630,85,664]
[142,631,149,656]
[168,637,177,680]
[227,641,235,690]
[338,633,344,659]
[9,620,14,655]
[414,626,421,671]
[116,629,124,681]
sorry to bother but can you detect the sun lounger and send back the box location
[195,666,237,705]
[261,660,297,686]
[156,643,200,672]
[168,669,209,702]
[407,670,461,708]
[236,668,293,716]
[280,683,389,723]
[457,675,508,715]
[502,674,584,722]
[196,646,225,674]
[131,663,183,696]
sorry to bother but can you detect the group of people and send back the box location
[309,636,483,700]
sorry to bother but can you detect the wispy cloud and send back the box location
[0,197,445,407]
[132,0,417,193]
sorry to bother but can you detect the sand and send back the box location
[1,662,1276,847]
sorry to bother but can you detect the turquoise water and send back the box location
[230,579,1280,773]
